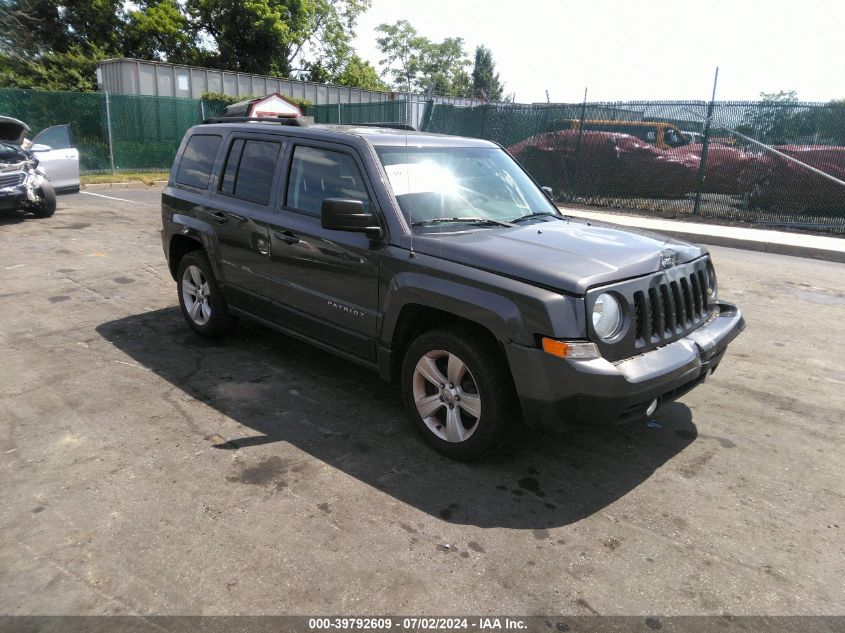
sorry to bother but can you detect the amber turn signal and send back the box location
[540,337,600,360]
[541,337,569,357]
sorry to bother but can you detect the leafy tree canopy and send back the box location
[375,20,476,97]
[735,90,845,145]
[471,45,503,101]
[0,0,373,91]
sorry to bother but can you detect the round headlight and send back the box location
[592,293,623,340]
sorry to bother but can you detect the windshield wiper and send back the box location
[509,211,565,223]
[411,216,513,228]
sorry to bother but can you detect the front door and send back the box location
[265,142,382,361]
[30,125,80,192]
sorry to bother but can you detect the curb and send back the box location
[631,227,845,264]
[560,208,845,264]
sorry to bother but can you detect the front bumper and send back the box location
[506,302,745,432]
[0,185,28,210]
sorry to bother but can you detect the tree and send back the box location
[0,0,373,90]
[375,20,426,93]
[0,0,124,57]
[124,0,194,63]
[186,0,370,78]
[334,55,388,91]
[418,37,471,97]
[0,44,106,91]
[470,45,503,101]
[375,20,472,96]
[736,90,801,144]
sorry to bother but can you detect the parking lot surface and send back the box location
[1,188,843,616]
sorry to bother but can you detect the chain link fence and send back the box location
[0,88,456,174]
[0,88,212,173]
[306,100,407,124]
[3,87,844,231]
[423,100,845,232]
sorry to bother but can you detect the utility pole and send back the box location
[572,87,589,195]
[693,67,719,215]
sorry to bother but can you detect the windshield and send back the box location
[375,146,558,229]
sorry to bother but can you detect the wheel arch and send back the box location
[165,213,223,281]
[168,234,204,280]
[378,276,531,383]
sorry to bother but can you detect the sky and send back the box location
[351,0,844,103]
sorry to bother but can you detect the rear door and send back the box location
[202,133,286,314]
[30,124,80,192]
[264,141,383,360]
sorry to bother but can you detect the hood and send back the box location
[0,116,30,145]
[411,217,706,294]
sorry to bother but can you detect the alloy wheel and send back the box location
[412,349,482,443]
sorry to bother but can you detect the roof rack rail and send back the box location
[202,117,308,126]
[346,122,417,131]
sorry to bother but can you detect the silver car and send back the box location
[0,116,80,218]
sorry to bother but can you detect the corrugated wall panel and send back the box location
[98,59,414,106]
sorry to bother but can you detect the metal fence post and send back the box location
[571,88,588,198]
[104,91,116,174]
[693,68,719,215]
[337,101,342,124]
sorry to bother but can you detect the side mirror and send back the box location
[321,198,383,240]
[541,186,554,200]
[30,143,52,152]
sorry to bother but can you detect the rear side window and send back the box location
[220,138,282,205]
[286,146,372,218]
[175,134,221,189]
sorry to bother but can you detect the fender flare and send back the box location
[167,213,225,280]
[380,271,533,349]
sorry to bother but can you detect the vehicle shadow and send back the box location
[96,307,698,529]
[0,210,27,225]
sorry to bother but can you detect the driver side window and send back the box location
[285,145,372,218]
[31,125,74,150]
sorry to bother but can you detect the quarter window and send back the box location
[220,139,244,194]
[286,146,372,217]
[219,138,281,205]
[175,134,221,190]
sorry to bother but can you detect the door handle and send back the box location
[274,230,299,245]
[210,211,228,224]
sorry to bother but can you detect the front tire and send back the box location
[32,181,56,218]
[401,326,518,461]
[176,251,235,337]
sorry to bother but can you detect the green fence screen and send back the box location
[0,89,407,174]
[2,88,844,231]
[306,100,406,124]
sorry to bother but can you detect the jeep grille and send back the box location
[633,267,710,344]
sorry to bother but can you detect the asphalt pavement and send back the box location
[0,187,843,617]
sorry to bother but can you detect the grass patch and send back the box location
[81,171,169,186]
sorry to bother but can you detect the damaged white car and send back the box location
[0,116,80,218]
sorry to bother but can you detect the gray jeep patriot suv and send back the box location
[161,119,745,460]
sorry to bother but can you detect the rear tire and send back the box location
[176,251,235,337]
[32,181,56,218]
[400,325,518,461]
